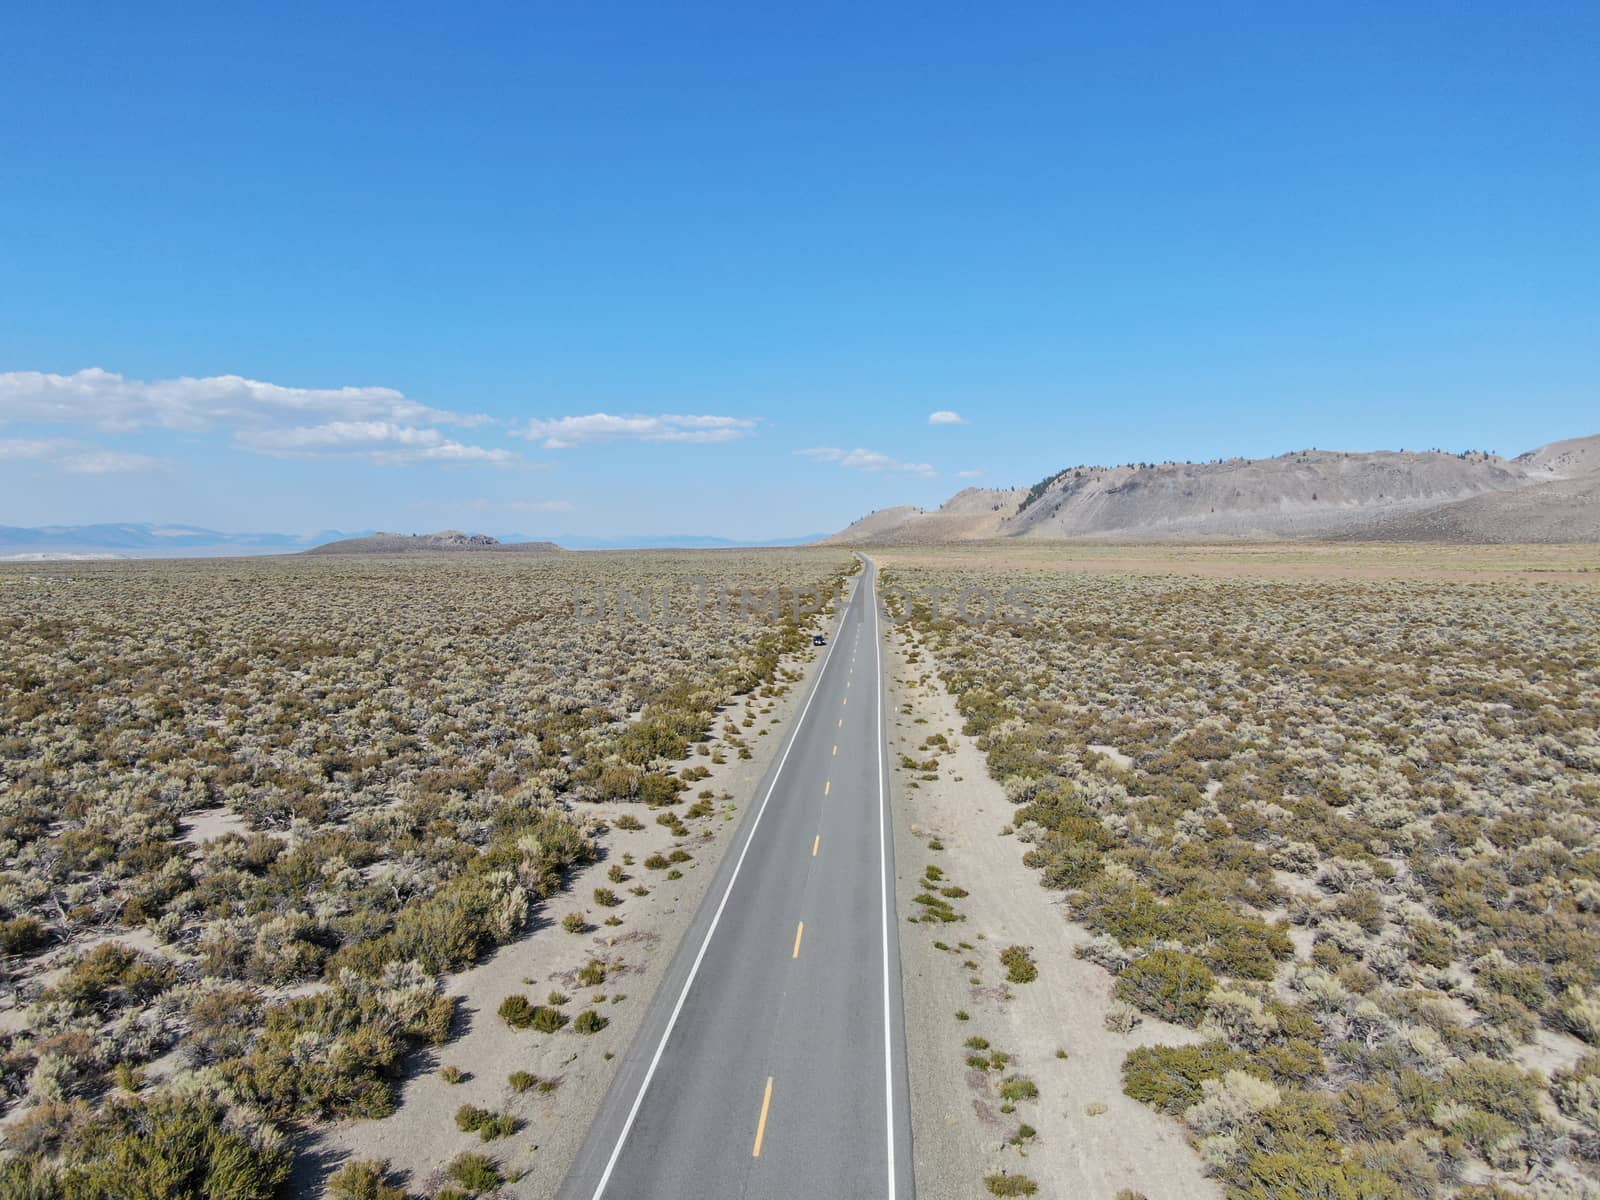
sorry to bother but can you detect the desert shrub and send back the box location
[498,994,536,1029]
[531,1005,568,1033]
[1553,1055,1600,1130]
[446,1151,503,1193]
[999,1076,1038,1102]
[578,959,607,987]
[1114,950,1215,1026]
[0,915,50,957]
[223,985,417,1120]
[455,1104,516,1140]
[1557,986,1600,1044]
[1183,1069,1281,1136]
[41,942,175,1015]
[637,773,681,806]
[186,984,266,1064]
[999,945,1038,984]
[1104,1001,1142,1033]
[984,1174,1039,1196]
[328,1158,409,1200]
[1338,1081,1408,1142]
[574,1008,608,1035]
[1438,1058,1545,1126]
[1123,1041,1254,1115]
[8,1089,289,1200]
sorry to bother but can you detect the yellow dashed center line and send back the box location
[753,1077,774,1157]
[832,744,838,756]
[824,780,831,796]
[792,922,804,958]
[813,835,821,856]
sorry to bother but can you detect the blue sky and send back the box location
[1,1,1595,539]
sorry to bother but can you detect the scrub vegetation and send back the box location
[885,555,1600,1200]
[0,550,850,1192]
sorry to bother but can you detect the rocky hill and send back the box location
[305,530,563,555]
[824,434,1600,544]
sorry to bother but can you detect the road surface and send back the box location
[558,556,913,1200]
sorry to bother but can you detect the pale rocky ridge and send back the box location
[824,434,1600,544]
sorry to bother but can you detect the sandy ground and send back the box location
[296,633,834,1198]
[886,623,1222,1200]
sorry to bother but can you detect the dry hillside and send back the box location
[826,435,1600,545]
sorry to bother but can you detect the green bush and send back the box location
[999,945,1038,984]
[998,1076,1038,1102]
[455,1105,517,1141]
[638,773,681,806]
[41,942,175,1015]
[446,1152,503,1193]
[531,1005,568,1033]
[1439,1058,1545,1126]
[1114,950,1214,1026]
[1122,1041,1253,1114]
[574,1009,608,1035]
[498,994,536,1029]
[12,1090,290,1200]
[984,1173,1039,1196]
[224,987,407,1121]
[0,915,50,957]
[328,1158,409,1200]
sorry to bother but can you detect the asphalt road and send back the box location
[558,556,913,1200]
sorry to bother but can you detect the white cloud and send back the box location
[0,437,164,473]
[797,447,937,478]
[0,437,73,461]
[517,412,756,449]
[237,421,521,467]
[928,410,967,425]
[60,450,166,474]
[0,368,521,470]
[0,367,482,432]
[957,468,984,478]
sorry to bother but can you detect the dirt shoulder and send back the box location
[297,628,838,1198]
[887,620,1222,1200]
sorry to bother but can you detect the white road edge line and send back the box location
[873,558,897,1200]
[586,564,857,1200]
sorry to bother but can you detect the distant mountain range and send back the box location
[825,433,1600,545]
[0,522,830,559]
[0,523,372,559]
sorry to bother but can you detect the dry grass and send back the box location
[875,539,1600,581]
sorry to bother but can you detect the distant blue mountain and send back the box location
[0,523,825,559]
[0,523,374,558]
